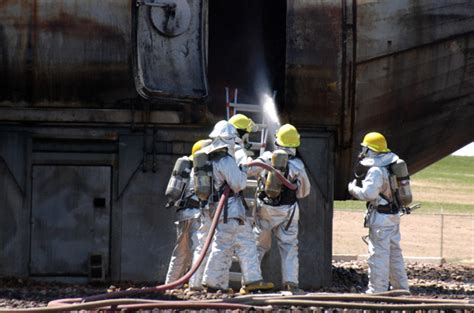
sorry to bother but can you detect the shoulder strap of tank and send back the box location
[194,162,212,173]
[208,150,228,161]
[283,160,294,182]
[379,192,392,204]
[386,161,397,174]
[379,175,401,210]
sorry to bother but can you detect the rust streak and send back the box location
[37,12,124,41]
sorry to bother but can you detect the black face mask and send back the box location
[359,146,369,160]
[237,130,252,150]
[237,129,248,139]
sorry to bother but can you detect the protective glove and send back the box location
[239,164,249,173]
[347,179,357,195]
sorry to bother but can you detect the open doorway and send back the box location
[207,0,287,115]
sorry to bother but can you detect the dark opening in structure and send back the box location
[207,0,287,115]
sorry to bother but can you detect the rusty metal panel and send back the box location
[354,35,474,176]
[357,0,474,62]
[333,0,474,198]
[0,108,181,124]
[134,0,207,99]
[285,0,343,126]
[31,166,111,276]
[0,0,135,105]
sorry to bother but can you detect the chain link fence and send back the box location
[333,210,474,263]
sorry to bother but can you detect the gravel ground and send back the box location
[1,262,472,309]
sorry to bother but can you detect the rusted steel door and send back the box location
[30,166,111,276]
[134,0,208,99]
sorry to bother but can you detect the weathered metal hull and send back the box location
[0,0,473,288]
[353,0,474,180]
[284,0,474,197]
[0,1,134,105]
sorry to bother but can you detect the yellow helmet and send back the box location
[275,124,300,148]
[190,139,212,159]
[229,114,256,133]
[361,132,390,153]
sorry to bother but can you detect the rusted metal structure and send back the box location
[0,0,473,288]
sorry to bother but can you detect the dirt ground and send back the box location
[333,210,474,263]
[411,180,474,205]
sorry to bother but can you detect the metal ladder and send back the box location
[225,87,277,156]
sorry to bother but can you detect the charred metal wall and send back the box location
[0,0,135,106]
[352,0,474,180]
[285,0,343,126]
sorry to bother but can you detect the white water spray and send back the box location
[262,94,280,127]
[261,94,281,151]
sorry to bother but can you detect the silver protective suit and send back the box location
[202,141,263,290]
[165,165,202,284]
[234,144,252,166]
[165,217,200,284]
[348,150,409,293]
[188,209,211,289]
[251,149,311,286]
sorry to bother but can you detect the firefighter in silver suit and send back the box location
[348,132,409,294]
[251,124,311,292]
[201,120,273,293]
[165,140,211,285]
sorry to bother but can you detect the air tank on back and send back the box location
[193,151,212,202]
[391,159,413,207]
[165,156,193,207]
[265,149,289,198]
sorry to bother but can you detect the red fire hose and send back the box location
[47,162,296,310]
[247,161,298,191]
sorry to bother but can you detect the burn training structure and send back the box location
[0,1,473,288]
